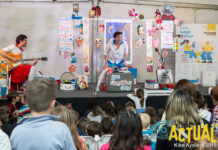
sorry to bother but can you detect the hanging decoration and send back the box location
[92,6,101,17]
[174,18,183,26]
[83,18,90,75]
[95,38,102,48]
[154,9,163,30]
[75,37,83,47]
[146,20,153,72]
[68,65,77,73]
[162,4,175,20]
[98,24,104,34]
[137,25,144,35]
[89,10,95,18]
[173,38,178,52]
[136,38,143,48]
[128,8,138,20]
[72,3,82,20]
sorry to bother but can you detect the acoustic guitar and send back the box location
[0,52,48,71]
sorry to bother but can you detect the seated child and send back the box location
[85,121,102,138]
[87,106,104,123]
[7,91,20,123]
[127,88,147,113]
[17,93,31,122]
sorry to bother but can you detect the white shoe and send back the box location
[96,87,100,92]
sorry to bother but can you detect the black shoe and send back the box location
[208,61,212,63]
[202,61,206,63]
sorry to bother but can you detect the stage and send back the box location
[0,83,214,117]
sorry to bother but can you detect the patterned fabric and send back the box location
[212,105,218,133]
[18,105,31,122]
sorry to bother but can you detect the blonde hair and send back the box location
[166,89,201,127]
[126,106,136,113]
[51,106,83,150]
[139,113,150,129]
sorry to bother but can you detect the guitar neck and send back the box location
[20,58,41,62]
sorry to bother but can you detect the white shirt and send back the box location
[198,108,211,122]
[127,93,147,109]
[2,44,24,58]
[104,39,128,64]
[0,129,12,150]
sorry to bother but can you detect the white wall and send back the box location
[0,1,218,82]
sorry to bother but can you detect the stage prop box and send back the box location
[128,68,137,84]
[106,72,134,92]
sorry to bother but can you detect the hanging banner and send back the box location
[83,17,90,75]
[146,20,153,72]
[59,17,73,52]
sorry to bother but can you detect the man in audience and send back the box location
[10,78,76,150]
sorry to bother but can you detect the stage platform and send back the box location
[0,83,214,117]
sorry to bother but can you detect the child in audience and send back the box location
[17,93,31,122]
[7,91,20,122]
[104,101,116,119]
[87,106,104,122]
[127,88,147,113]
[51,106,88,150]
[0,106,12,150]
[140,113,156,150]
[10,78,76,150]
[210,86,218,135]
[194,91,211,122]
[78,117,90,136]
[156,108,164,121]
[100,110,151,150]
[85,121,102,138]
[145,107,158,126]
[101,116,114,135]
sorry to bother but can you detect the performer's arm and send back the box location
[0,49,18,63]
[123,54,128,66]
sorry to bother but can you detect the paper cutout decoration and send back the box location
[162,4,174,15]
[75,38,83,47]
[139,14,144,20]
[128,8,138,20]
[69,65,76,73]
[152,39,160,48]
[95,38,102,48]
[71,57,77,63]
[174,18,183,26]
[173,38,178,52]
[73,4,79,12]
[89,10,95,18]
[136,38,143,48]
[137,25,144,35]
[92,6,101,16]
[98,25,104,34]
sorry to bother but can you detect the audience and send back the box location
[127,88,147,113]
[0,105,13,137]
[10,78,76,150]
[0,106,12,150]
[145,107,158,126]
[100,110,151,150]
[51,106,88,150]
[104,101,116,119]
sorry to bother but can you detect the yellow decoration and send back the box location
[207,24,216,32]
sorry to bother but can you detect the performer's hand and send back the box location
[123,61,127,67]
[11,58,19,63]
[32,58,38,66]
[104,63,108,69]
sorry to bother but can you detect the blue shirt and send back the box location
[10,115,76,150]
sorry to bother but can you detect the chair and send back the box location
[98,134,112,149]
[81,136,98,150]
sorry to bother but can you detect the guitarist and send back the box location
[0,34,38,91]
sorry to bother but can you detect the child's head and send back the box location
[175,79,197,98]
[21,93,27,105]
[26,78,58,113]
[92,106,103,117]
[210,86,218,106]
[139,113,150,130]
[7,91,20,104]
[206,41,210,45]
[185,40,190,45]
[136,88,144,107]
[78,117,90,133]
[86,121,102,137]
[104,101,116,117]
[194,91,206,109]
[101,116,114,135]
[145,107,158,125]
[0,106,9,127]
[157,108,165,121]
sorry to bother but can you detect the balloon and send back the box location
[174,18,183,26]
[162,4,174,15]
[152,39,160,48]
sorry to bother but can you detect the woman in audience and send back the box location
[87,106,104,122]
[100,110,152,150]
[85,121,102,137]
[0,105,13,137]
[156,90,203,150]
[174,79,197,98]
[51,106,88,150]
[210,86,218,135]
[127,88,147,113]
[145,107,158,126]
[194,90,211,122]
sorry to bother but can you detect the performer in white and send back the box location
[96,31,128,91]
